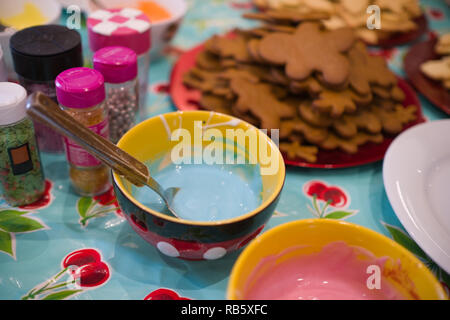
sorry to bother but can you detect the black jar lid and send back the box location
[10,25,83,82]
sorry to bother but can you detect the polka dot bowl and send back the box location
[113,111,285,260]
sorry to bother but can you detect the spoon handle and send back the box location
[26,92,150,187]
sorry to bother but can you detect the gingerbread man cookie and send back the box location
[258,23,355,86]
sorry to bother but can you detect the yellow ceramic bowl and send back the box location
[113,111,285,260]
[227,219,448,300]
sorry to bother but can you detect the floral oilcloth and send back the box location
[0,0,449,300]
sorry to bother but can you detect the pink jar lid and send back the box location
[55,67,105,109]
[93,46,138,84]
[88,8,151,55]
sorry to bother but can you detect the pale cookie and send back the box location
[435,33,450,55]
[420,57,450,81]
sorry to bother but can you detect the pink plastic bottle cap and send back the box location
[93,46,138,84]
[55,67,105,109]
[88,8,151,55]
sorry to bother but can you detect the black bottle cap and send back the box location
[10,25,83,82]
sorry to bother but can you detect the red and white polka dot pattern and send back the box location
[128,214,265,260]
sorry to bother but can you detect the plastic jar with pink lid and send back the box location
[93,46,138,144]
[87,8,151,121]
[55,67,111,197]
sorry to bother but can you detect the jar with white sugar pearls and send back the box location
[93,46,138,144]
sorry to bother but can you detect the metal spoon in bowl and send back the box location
[27,92,181,219]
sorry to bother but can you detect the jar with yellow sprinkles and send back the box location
[55,68,110,197]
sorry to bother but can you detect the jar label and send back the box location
[8,143,33,175]
[64,119,109,167]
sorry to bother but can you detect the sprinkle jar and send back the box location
[87,8,151,120]
[93,46,139,143]
[10,25,83,153]
[55,68,111,197]
[0,82,45,206]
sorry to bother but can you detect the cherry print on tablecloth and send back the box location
[368,47,398,61]
[151,82,170,95]
[229,0,253,10]
[303,180,357,220]
[427,8,445,20]
[144,288,191,300]
[77,186,124,227]
[93,186,122,214]
[63,248,101,271]
[62,249,110,288]
[74,261,110,287]
[22,248,110,300]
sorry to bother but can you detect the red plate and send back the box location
[366,15,428,48]
[169,43,425,169]
[404,37,450,115]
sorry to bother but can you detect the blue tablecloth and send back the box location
[0,0,449,300]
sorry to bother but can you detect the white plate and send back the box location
[383,119,450,273]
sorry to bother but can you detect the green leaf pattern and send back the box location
[0,209,46,258]
[383,222,450,289]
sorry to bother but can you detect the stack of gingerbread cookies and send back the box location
[183,21,418,163]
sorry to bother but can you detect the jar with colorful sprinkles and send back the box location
[0,82,45,206]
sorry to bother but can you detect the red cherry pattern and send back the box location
[74,261,110,287]
[19,180,53,210]
[144,288,190,300]
[62,248,110,288]
[127,214,264,260]
[229,1,253,10]
[304,180,348,208]
[152,83,170,94]
[305,181,327,198]
[369,48,398,60]
[93,186,122,215]
[62,249,101,269]
[427,8,444,20]
[321,187,347,208]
